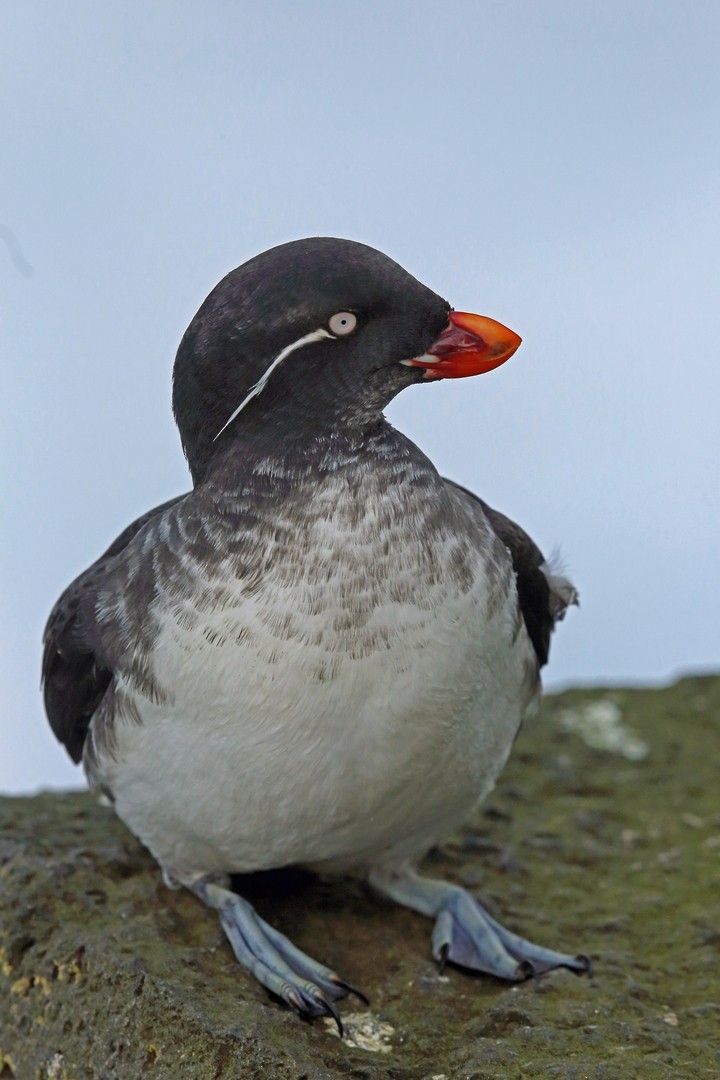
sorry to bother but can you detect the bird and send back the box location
[43,237,590,1033]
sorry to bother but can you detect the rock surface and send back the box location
[1,676,719,1079]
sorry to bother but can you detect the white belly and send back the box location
[92,479,537,885]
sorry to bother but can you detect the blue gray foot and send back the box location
[192,878,367,1033]
[370,867,592,981]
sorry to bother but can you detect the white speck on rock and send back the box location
[323,1011,395,1052]
[45,1053,65,1079]
[557,699,649,760]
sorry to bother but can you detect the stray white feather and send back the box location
[214,327,332,440]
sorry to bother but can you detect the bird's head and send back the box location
[172,237,521,482]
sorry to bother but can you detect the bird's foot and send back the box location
[192,878,367,1033]
[370,867,591,981]
[431,888,592,979]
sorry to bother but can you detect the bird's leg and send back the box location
[369,866,591,980]
[190,877,367,1033]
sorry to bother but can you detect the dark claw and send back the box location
[319,994,344,1037]
[517,959,541,986]
[286,986,345,1037]
[574,953,594,977]
[330,975,369,1006]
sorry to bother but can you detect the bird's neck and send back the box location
[197,416,437,498]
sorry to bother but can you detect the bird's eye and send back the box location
[327,311,358,336]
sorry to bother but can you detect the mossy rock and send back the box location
[1,676,718,1078]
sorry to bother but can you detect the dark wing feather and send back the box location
[444,479,577,668]
[42,495,186,763]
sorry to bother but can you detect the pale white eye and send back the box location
[327,311,357,336]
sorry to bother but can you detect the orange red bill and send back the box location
[406,310,522,380]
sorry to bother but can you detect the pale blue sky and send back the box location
[2,1,718,792]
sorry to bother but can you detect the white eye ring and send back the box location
[327,311,357,336]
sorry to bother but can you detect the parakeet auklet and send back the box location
[43,237,590,1032]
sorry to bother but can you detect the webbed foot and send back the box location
[432,888,591,979]
[192,878,367,1033]
[370,867,591,981]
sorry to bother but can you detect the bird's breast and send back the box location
[96,466,537,881]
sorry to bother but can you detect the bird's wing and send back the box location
[42,494,186,763]
[444,479,577,668]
